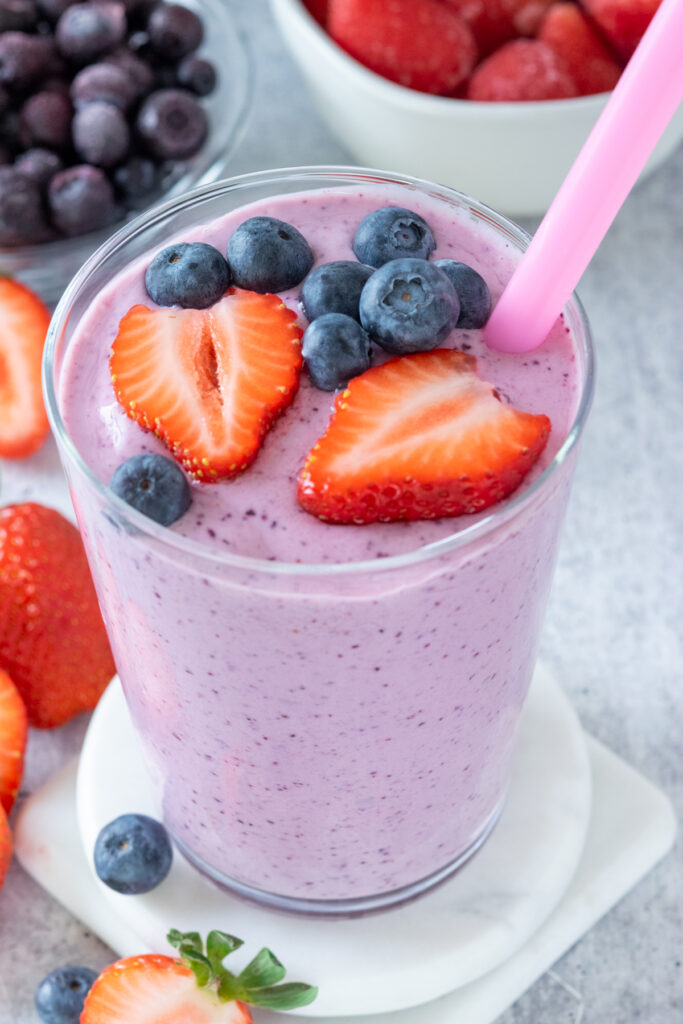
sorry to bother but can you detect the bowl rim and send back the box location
[271,0,614,114]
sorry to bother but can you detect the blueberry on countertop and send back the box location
[352,206,436,268]
[35,965,99,1024]
[434,259,492,329]
[93,812,173,894]
[303,313,372,391]
[300,260,374,323]
[145,241,231,309]
[110,452,192,525]
[359,258,460,354]
[227,215,314,293]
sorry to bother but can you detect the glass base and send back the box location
[172,797,506,917]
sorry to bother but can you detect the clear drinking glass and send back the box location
[43,167,594,915]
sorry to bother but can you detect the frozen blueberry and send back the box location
[110,453,192,525]
[176,55,216,96]
[113,154,157,204]
[15,146,63,188]
[0,31,54,89]
[20,91,72,150]
[359,258,460,354]
[227,216,314,293]
[72,101,129,167]
[136,88,207,159]
[93,812,173,894]
[37,0,77,23]
[0,167,52,244]
[70,61,137,110]
[104,46,154,100]
[0,0,38,33]
[55,1,126,63]
[433,259,492,329]
[147,2,203,60]
[48,164,118,235]
[35,965,98,1024]
[145,241,230,309]
[300,260,374,322]
[352,206,436,268]
[303,313,372,391]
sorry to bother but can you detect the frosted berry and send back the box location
[136,88,207,159]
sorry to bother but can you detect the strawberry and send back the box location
[0,806,11,890]
[442,0,553,56]
[538,3,622,94]
[82,928,318,1024]
[0,277,51,460]
[0,503,116,729]
[467,38,578,100]
[110,290,303,482]
[0,669,27,814]
[581,0,660,60]
[327,0,478,95]
[303,0,329,24]
[297,350,551,524]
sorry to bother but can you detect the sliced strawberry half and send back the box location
[110,289,303,481]
[297,349,551,524]
[82,955,252,1024]
[0,277,51,460]
[0,669,27,815]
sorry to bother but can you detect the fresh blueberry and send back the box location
[0,31,54,90]
[0,166,52,244]
[352,206,436,268]
[72,101,130,167]
[48,164,118,236]
[55,1,126,63]
[15,147,64,188]
[0,0,38,33]
[433,259,492,329]
[35,965,99,1024]
[70,61,137,111]
[227,216,314,293]
[359,258,460,354]
[300,260,374,322]
[302,313,372,391]
[113,155,157,205]
[136,88,207,160]
[93,812,173,894]
[20,91,72,151]
[104,46,155,100]
[145,242,231,309]
[147,2,203,60]
[110,453,192,525]
[176,55,216,96]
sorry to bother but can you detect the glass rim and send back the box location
[43,164,595,578]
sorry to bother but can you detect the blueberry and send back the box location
[300,259,374,322]
[176,55,216,96]
[72,101,130,167]
[93,812,173,894]
[20,91,72,151]
[303,313,372,391]
[35,965,98,1024]
[145,242,231,309]
[110,453,192,524]
[37,0,77,24]
[71,61,137,110]
[0,167,52,244]
[136,88,207,159]
[55,1,126,63]
[0,0,38,33]
[227,216,314,293]
[48,164,118,236]
[147,3,203,60]
[104,46,155,100]
[113,155,157,205]
[15,147,63,188]
[433,259,492,329]
[0,31,54,90]
[359,258,460,355]
[352,206,436,268]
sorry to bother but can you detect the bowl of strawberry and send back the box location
[0,0,252,305]
[270,0,683,216]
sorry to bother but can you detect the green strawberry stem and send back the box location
[167,928,318,1011]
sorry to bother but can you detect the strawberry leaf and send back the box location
[238,948,286,989]
[180,949,213,988]
[167,929,203,954]
[245,981,319,1010]
[207,930,243,967]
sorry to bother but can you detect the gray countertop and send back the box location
[0,1,681,1020]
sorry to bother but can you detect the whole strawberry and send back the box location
[0,503,116,728]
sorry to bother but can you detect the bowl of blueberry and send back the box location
[0,0,252,304]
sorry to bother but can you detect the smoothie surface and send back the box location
[60,185,583,564]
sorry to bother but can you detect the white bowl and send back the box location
[270,0,683,217]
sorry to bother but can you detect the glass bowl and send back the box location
[0,0,253,306]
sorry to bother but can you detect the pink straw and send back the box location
[484,0,683,354]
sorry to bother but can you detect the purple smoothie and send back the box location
[53,174,590,909]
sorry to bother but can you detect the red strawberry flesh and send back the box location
[0,669,27,815]
[0,278,51,460]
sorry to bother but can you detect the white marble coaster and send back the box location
[14,669,675,1022]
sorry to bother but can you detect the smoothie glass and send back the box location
[43,168,594,915]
